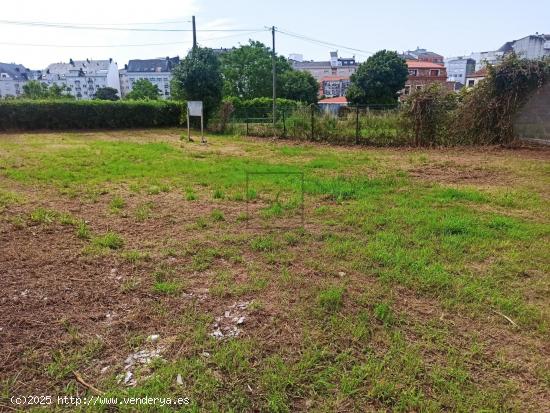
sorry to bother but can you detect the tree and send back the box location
[126,79,160,100]
[22,80,49,99]
[220,40,292,99]
[171,46,223,122]
[22,80,73,99]
[94,87,119,101]
[346,50,408,105]
[279,70,319,104]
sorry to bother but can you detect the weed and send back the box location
[213,188,225,199]
[92,231,124,250]
[153,281,182,295]
[30,208,58,224]
[211,209,225,222]
[76,220,91,240]
[109,195,126,212]
[135,202,153,221]
[318,286,345,312]
[374,302,394,326]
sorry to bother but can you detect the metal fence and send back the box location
[227,103,407,146]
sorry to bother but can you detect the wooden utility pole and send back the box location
[272,26,276,132]
[192,16,197,50]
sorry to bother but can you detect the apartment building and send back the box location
[0,62,41,98]
[290,51,358,82]
[122,57,180,99]
[444,57,476,86]
[42,59,121,99]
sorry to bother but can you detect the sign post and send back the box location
[187,101,205,143]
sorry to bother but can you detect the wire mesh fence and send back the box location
[227,103,409,146]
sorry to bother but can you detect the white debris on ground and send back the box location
[210,301,250,340]
[117,334,166,387]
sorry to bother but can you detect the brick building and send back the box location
[401,61,449,99]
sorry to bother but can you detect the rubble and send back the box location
[210,301,250,340]
[118,335,166,387]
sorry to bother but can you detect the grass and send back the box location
[91,231,124,250]
[0,129,548,412]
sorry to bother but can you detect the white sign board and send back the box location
[186,101,205,143]
[187,101,203,117]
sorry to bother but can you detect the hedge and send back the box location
[0,100,184,131]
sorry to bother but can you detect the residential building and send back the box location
[401,60,448,100]
[318,96,348,113]
[465,68,488,88]
[444,57,476,86]
[400,48,444,64]
[320,76,350,98]
[501,33,550,60]
[119,67,130,98]
[0,62,41,98]
[290,51,358,82]
[124,56,179,99]
[469,50,505,71]
[42,59,121,100]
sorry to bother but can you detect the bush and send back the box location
[402,84,458,146]
[0,100,184,131]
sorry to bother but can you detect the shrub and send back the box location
[452,55,550,144]
[0,100,183,131]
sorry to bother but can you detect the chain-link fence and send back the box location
[226,103,409,146]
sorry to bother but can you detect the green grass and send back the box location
[0,130,548,412]
[91,231,124,250]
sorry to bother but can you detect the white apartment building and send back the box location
[122,57,180,99]
[42,59,121,99]
[290,51,358,82]
[0,63,41,98]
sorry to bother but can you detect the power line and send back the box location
[0,19,263,32]
[276,28,373,57]
[0,30,266,48]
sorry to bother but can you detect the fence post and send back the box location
[355,106,360,145]
[282,109,286,138]
[310,105,315,141]
[245,108,249,136]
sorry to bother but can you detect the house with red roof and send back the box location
[400,60,449,100]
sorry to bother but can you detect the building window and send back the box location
[416,85,423,91]
[468,79,475,87]
[404,85,411,95]
[408,69,418,76]
[430,69,440,76]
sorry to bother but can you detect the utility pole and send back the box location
[272,26,276,132]
[192,16,197,50]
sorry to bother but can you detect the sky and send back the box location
[1,0,549,69]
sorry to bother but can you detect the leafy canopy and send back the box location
[171,46,223,120]
[220,40,292,100]
[22,80,73,100]
[125,79,161,100]
[94,87,119,101]
[279,70,319,104]
[346,50,408,105]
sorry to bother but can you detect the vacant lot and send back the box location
[0,129,549,412]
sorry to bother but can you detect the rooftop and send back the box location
[406,60,445,69]
[127,57,180,73]
[319,96,348,104]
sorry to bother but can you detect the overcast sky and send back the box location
[1,0,549,69]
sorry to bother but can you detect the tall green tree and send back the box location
[220,40,292,99]
[346,50,408,105]
[94,87,119,101]
[279,70,319,104]
[171,46,223,122]
[22,80,73,99]
[126,79,160,100]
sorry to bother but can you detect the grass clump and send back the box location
[318,286,345,312]
[134,202,153,221]
[92,231,124,250]
[153,281,182,295]
[374,302,394,326]
[109,195,126,212]
[30,208,58,224]
[211,209,225,222]
[76,220,91,240]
